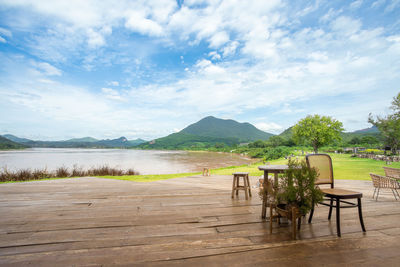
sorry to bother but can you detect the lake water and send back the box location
[0,148,256,175]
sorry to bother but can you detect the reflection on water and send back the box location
[0,148,256,175]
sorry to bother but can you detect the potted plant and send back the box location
[259,158,324,239]
[276,158,323,218]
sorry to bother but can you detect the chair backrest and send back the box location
[383,167,400,179]
[369,173,381,188]
[370,173,400,189]
[306,154,334,188]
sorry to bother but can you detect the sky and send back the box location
[0,0,399,141]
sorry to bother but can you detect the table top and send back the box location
[258,165,288,172]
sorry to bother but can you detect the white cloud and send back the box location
[222,41,239,57]
[331,16,362,36]
[32,61,62,76]
[372,0,386,8]
[209,31,229,48]
[0,27,12,43]
[125,11,164,37]
[350,0,363,9]
[208,51,221,60]
[255,122,283,133]
[108,81,120,86]
[0,27,12,37]
[87,28,106,48]
[1,0,400,139]
[101,87,124,101]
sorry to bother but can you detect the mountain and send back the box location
[352,126,379,134]
[95,137,146,147]
[128,138,147,146]
[139,116,273,149]
[2,134,33,143]
[278,126,293,139]
[1,135,146,148]
[0,136,29,149]
[181,116,273,141]
[277,125,382,143]
[65,137,98,143]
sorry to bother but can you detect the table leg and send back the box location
[261,170,269,219]
[274,172,279,187]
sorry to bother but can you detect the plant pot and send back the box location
[276,203,301,221]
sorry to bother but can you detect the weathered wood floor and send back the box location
[0,175,400,266]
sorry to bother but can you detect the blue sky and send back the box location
[0,0,399,141]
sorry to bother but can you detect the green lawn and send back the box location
[211,153,400,180]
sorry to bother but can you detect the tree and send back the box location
[369,92,400,155]
[293,115,344,153]
[349,136,361,145]
[268,136,285,147]
[360,136,378,145]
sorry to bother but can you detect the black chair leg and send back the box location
[357,198,366,232]
[328,198,333,220]
[308,202,314,223]
[336,198,341,237]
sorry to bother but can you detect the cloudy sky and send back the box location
[0,0,399,141]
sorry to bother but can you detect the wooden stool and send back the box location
[202,168,210,176]
[231,172,252,199]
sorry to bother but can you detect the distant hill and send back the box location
[278,126,293,139]
[182,116,273,141]
[3,134,33,143]
[95,137,146,147]
[0,136,29,149]
[1,135,146,148]
[352,126,379,134]
[278,125,382,143]
[139,116,273,149]
[341,126,382,143]
[65,137,98,143]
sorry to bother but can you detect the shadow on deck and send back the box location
[0,175,399,266]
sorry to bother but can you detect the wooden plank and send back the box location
[0,176,399,265]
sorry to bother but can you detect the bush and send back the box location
[264,146,292,160]
[0,165,140,182]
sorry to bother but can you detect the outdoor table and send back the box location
[258,165,289,219]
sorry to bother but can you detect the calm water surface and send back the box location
[0,148,255,175]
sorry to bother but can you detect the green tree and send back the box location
[268,136,285,147]
[360,136,378,145]
[369,92,400,155]
[349,136,361,145]
[293,115,344,153]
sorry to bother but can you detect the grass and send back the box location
[0,165,139,183]
[209,153,400,180]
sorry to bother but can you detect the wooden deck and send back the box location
[1,175,400,266]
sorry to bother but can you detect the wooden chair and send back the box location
[231,172,251,200]
[383,167,400,179]
[370,173,400,201]
[306,154,366,237]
